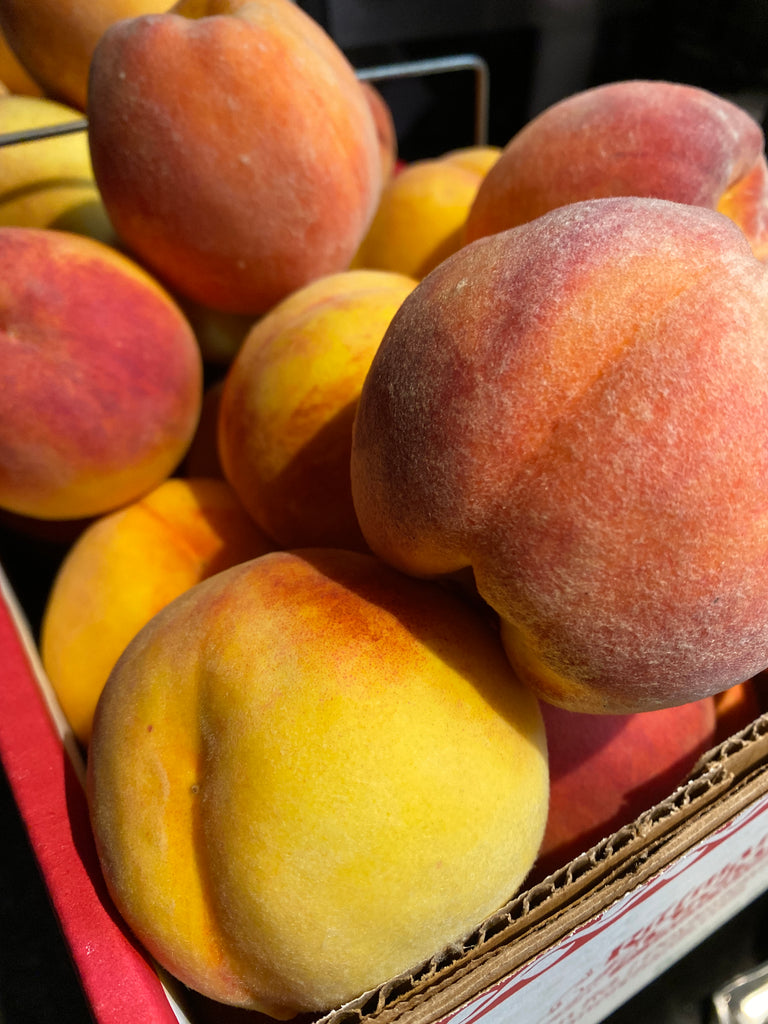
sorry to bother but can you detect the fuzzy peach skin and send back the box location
[465,80,768,260]
[219,269,417,550]
[0,0,167,110]
[40,476,274,748]
[351,196,768,714]
[360,80,399,182]
[86,0,383,315]
[529,697,716,883]
[0,94,117,243]
[351,146,500,280]
[87,548,548,1017]
[0,226,202,520]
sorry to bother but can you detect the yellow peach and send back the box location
[351,153,488,279]
[219,269,417,549]
[0,94,116,243]
[443,144,502,176]
[41,476,274,747]
[87,548,548,1016]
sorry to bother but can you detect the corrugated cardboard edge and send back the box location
[320,720,768,1024]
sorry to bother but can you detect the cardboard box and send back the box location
[2,552,768,1024]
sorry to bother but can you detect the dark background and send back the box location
[4,2,768,1022]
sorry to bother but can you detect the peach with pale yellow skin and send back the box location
[0,0,167,110]
[351,146,500,279]
[0,95,117,243]
[87,0,383,314]
[87,547,548,1017]
[465,80,768,259]
[351,196,768,714]
[530,697,716,883]
[40,476,274,748]
[0,226,203,520]
[219,269,417,550]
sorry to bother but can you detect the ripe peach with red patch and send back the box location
[466,80,768,259]
[351,196,768,713]
[530,697,716,882]
[0,226,202,520]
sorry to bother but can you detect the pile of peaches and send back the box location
[2,0,768,1017]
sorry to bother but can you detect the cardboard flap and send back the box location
[323,715,768,1024]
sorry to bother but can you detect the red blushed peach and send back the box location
[351,196,768,714]
[0,226,203,520]
[360,80,398,182]
[86,0,383,315]
[465,80,768,260]
[529,696,716,883]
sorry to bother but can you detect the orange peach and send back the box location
[0,0,167,110]
[0,226,203,520]
[0,24,43,96]
[713,680,762,743]
[0,94,116,243]
[351,196,768,714]
[86,0,383,314]
[465,80,768,260]
[530,696,716,882]
[87,547,548,1016]
[351,147,498,279]
[219,269,417,550]
[40,476,274,747]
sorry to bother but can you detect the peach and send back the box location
[530,696,716,882]
[360,80,399,182]
[0,24,43,96]
[351,146,499,280]
[87,547,548,1016]
[179,299,255,366]
[182,380,226,479]
[0,94,117,243]
[465,80,768,260]
[219,269,417,550]
[0,226,203,520]
[86,0,383,315]
[40,476,274,748]
[351,196,768,714]
[0,0,167,110]
[713,680,762,743]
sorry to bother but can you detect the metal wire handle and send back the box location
[0,52,490,149]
